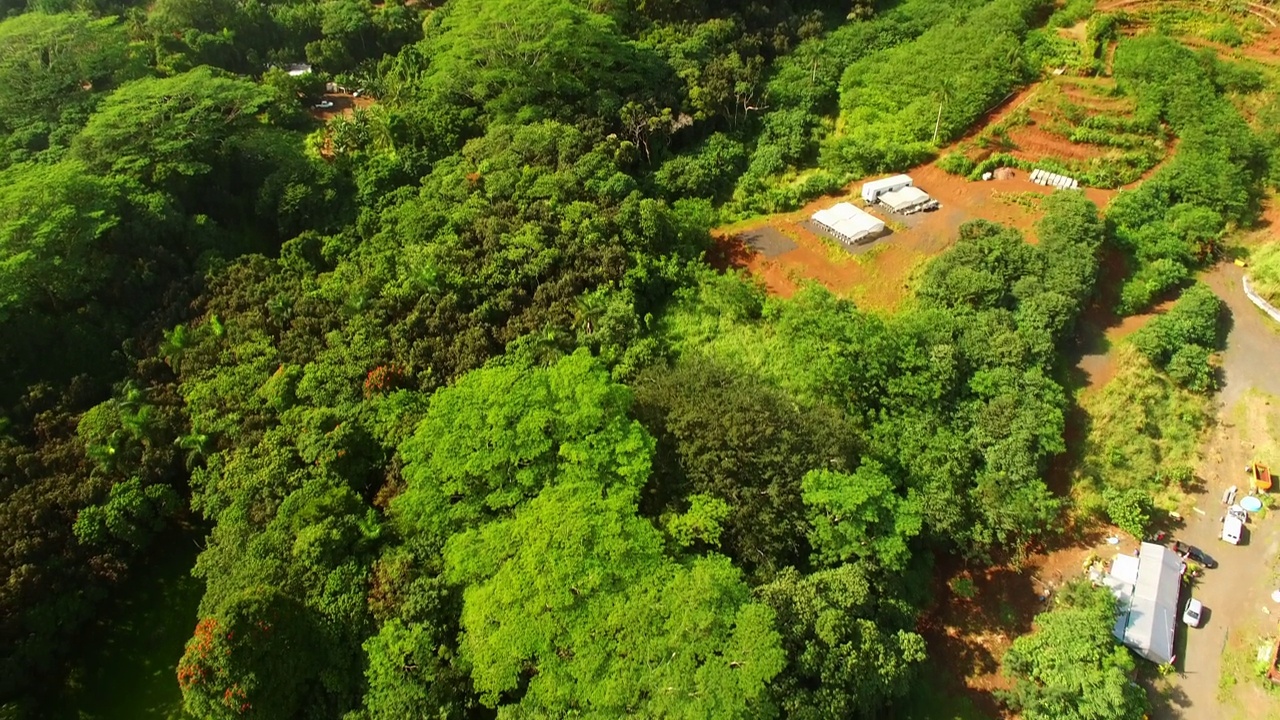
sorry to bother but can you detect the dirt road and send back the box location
[1203,264,1280,407]
[1151,263,1280,720]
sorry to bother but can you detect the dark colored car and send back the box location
[1174,541,1218,569]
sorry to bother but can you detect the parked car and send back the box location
[312,100,335,109]
[1183,597,1204,627]
[1222,515,1244,545]
[1174,541,1218,568]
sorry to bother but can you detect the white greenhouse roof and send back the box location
[811,203,885,243]
[879,186,933,212]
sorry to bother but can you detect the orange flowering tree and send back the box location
[177,587,320,719]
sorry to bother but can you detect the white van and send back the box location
[1222,515,1244,544]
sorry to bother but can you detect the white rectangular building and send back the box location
[812,202,885,245]
[1105,543,1182,665]
[861,174,914,203]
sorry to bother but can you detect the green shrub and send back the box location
[949,576,978,599]
[1131,283,1223,362]
[1047,0,1095,29]
[937,152,976,176]
[1103,487,1152,537]
[1114,256,1187,316]
[1129,283,1222,393]
[1165,344,1215,392]
[653,133,747,202]
[1205,23,1244,48]
[1023,28,1084,71]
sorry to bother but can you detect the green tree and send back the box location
[0,160,119,325]
[361,618,471,720]
[801,463,923,570]
[443,482,785,717]
[1002,582,1148,720]
[759,565,926,719]
[393,350,654,543]
[418,0,666,124]
[73,477,179,549]
[632,356,854,575]
[0,12,134,138]
[177,587,324,720]
[72,67,275,189]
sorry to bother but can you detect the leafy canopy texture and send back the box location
[444,482,785,718]
[759,565,927,720]
[72,66,275,187]
[802,462,923,571]
[0,160,118,324]
[0,12,132,135]
[393,349,654,543]
[1001,583,1149,720]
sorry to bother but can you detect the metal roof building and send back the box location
[1105,543,1182,665]
[811,203,885,245]
[861,174,914,203]
[879,185,936,214]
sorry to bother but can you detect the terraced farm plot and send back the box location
[953,74,1171,188]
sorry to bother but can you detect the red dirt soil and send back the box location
[919,525,1137,716]
[1006,117,1112,164]
[309,92,375,122]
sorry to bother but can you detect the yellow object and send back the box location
[1235,259,1248,267]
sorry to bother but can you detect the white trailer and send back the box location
[861,174,914,203]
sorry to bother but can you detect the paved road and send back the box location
[1153,263,1280,720]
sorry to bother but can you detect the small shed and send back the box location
[1105,543,1182,665]
[812,203,885,245]
[285,63,313,77]
[879,186,937,214]
[861,174,913,203]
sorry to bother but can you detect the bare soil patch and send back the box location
[309,92,375,122]
[1006,121,1112,164]
[1077,297,1176,394]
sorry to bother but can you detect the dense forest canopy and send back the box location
[0,0,1274,718]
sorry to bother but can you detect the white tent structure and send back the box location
[878,185,937,214]
[811,203,885,245]
[861,174,913,203]
[1105,543,1182,665]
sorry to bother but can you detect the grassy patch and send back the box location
[1247,242,1280,307]
[1074,346,1213,523]
[991,191,1043,211]
[1231,390,1280,470]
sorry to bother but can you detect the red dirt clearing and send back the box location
[919,526,1137,716]
[714,162,1117,310]
[309,92,375,122]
